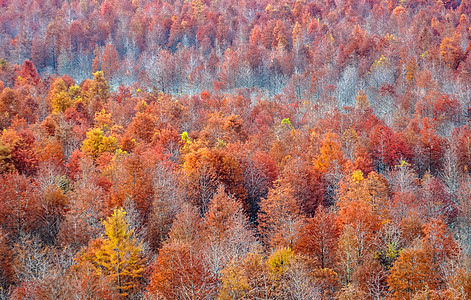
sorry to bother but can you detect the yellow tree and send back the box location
[82,127,118,159]
[83,71,111,116]
[77,208,144,297]
[49,78,73,113]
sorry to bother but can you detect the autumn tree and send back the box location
[146,162,184,251]
[0,229,14,291]
[388,242,438,299]
[181,146,247,213]
[83,71,111,116]
[295,205,340,269]
[0,141,15,173]
[49,78,74,113]
[258,180,304,249]
[148,239,218,299]
[202,186,258,281]
[0,173,39,240]
[219,248,319,299]
[337,171,383,258]
[148,204,217,299]
[82,127,118,160]
[0,88,22,129]
[1,124,39,176]
[76,208,144,297]
[102,44,119,81]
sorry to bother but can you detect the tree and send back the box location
[440,37,461,69]
[0,173,39,240]
[0,88,22,129]
[0,141,15,173]
[337,225,361,285]
[219,248,318,300]
[313,132,345,203]
[337,171,383,260]
[1,126,39,176]
[353,255,389,299]
[102,44,119,81]
[67,260,120,300]
[146,162,184,251]
[148,240,218,299]
[241,151,278,220]
[49,78,74,113]
[258,180,304,249]
[83,71,111,116]
[388,242,438,299]
[0,229,14,291]
[82,127,118,159]
[281,157,325,215]
[77,208,144,297]
[18,60,40,84]
[181,146,247,213]
[422,218,457,275]
[295,205,340,269]
[202,186,257,280]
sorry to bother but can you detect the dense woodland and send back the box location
[0,0,471,299]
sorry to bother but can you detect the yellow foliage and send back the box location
[267,248,294,278]
[68,84,81,99]
[51,91,73,113]
[94,109,113,129]
[84,71,110,105]
[351,170,364,183]
[219,263,250,300]
[371,55,389,71]
[50,79,74,113]
[82,208,145,297]
[384,33,397,42]
[396,159,411,169]
[82,127,118,159]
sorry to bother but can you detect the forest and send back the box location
[0,0,471,298]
